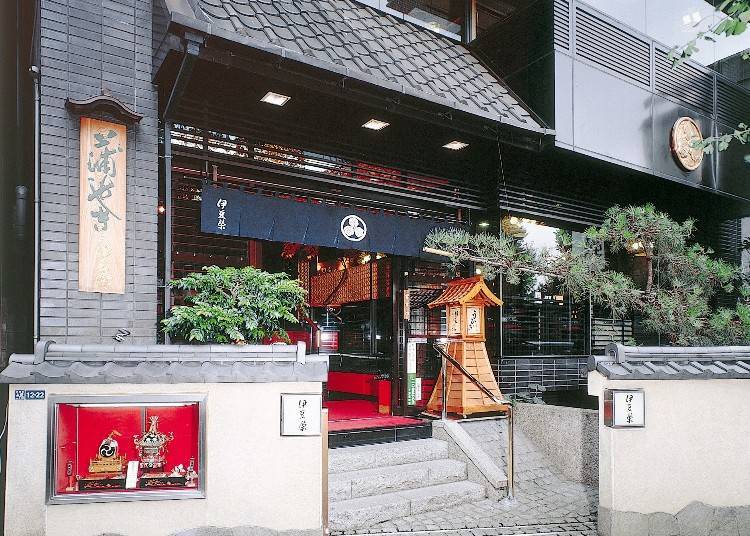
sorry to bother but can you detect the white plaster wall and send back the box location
[4,382,323,536]
[588,372,750,514]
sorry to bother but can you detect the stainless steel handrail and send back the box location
[433,342,515,500]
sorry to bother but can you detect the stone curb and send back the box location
[600,501,750,536]
[432,419,507,499]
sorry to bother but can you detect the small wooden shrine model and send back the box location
[426,276,506,417]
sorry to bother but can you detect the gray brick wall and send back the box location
[39,0,158,343]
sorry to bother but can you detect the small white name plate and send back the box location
[604,389,645,428]
[125,461,139,489]
[281,393,322,436]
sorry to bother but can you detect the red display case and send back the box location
[48,395,205,503]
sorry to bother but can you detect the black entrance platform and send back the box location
[327,400,433,448]
[329,420,432,449]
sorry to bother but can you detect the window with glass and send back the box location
[476,0,525,37]
[358,0,466,38]
[305,248,393,358]
[582,0,750,70]
[49,396,205,503]
[497,216,588,357]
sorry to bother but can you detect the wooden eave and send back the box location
[428,276,502,308]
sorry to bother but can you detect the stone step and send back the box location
[329,459,467,502]
[329,480,486,530]
[329,438,449,474]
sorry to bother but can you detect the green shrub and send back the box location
[162,266,307,344]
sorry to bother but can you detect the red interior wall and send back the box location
[145,405,200,472]
[55,403,78,493]
[76,406,142,478]
[54,403,201,494]
[327,371,376,397]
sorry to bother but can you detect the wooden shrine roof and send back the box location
[428,276,502,308]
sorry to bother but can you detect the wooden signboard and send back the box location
[78,118,126,294]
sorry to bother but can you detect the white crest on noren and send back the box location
[340,215,367,241]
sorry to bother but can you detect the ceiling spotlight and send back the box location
[443,140,468,150]
[260,91,291,106]
[362,118,390,130]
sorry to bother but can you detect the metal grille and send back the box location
[591,317,633,355]
[716,219,742,266]
[498,357,588,395]
[655,48,714,115]
[574,7,651,87]
[497,183,606,227]
[553,0,570,50]
[717,79,750,126]
[501,293,587,357]
[171,172,248,281]
[699,218,742,266]
[170,122,484,219]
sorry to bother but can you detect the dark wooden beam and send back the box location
[65,95,143,124]
[163,32,203,120]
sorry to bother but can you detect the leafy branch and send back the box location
[695,123,750,163]
[425,204,750,346]
[669,0,750,67]
[669,1,750,160]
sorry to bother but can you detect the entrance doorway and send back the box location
[165,137,480,436]
[256,241,452,434]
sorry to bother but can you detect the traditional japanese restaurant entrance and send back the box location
[147,0,750,435]
[152,1,552,435]
[166,131,481,438]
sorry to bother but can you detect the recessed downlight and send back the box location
[362,118,390,130]
[443,140,469,150]
[261,91,291,106]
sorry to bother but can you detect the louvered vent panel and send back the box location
[592,317,633,354]
[716,219,742,266]
[655,49,714,114]
[701,218,741,309]
[717,79,750,126]
[574,8,650,86]
[498,184,606,227]
[553,0,570,50]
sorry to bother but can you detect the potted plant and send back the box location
[162,265,307,344]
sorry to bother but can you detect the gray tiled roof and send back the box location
[589,343,750,380]
[0,341,327,384]
[166,0,548,133]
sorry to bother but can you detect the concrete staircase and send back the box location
[328,438,486,530]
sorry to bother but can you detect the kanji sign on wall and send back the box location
[78,118,126,294]
[280,393,322,436]
[604,389,645,428]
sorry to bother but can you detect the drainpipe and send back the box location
[163,122,172,344]
[30,63,40,343]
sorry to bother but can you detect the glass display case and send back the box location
[48,395,205,504]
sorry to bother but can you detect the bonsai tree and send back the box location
[425,204,750,346]
[162,265,307,344]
